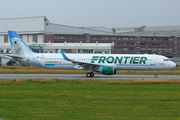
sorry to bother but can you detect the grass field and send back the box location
[0,66,180,75]
[0,79,180,120]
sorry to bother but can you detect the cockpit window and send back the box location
[164,59,169,61]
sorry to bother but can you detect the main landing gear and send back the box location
[154,70,158,78]
[86,72,94,77]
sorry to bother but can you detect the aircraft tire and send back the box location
[154,74,158,78]
[86,73,91,77]
[90,72,94,77]
[86,72,94,77]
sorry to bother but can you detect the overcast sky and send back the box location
[0,0,180,28]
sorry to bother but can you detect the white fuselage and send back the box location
[24,53,176,71]
[6,30,176,77]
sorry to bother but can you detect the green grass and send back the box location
[0,79,180,120]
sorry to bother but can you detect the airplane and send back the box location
[4,31,176,78]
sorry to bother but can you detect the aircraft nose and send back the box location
[171,62,176,69]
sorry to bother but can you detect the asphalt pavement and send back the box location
[0,74,179,79]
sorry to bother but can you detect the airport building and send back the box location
[0,16,180,65]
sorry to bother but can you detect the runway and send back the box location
[0,74,179,79]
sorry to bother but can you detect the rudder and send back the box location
[8,31,33,56]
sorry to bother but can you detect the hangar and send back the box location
[0,16,114,65]
[0,16,114,54]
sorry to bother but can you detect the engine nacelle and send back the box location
[99,66,116,75]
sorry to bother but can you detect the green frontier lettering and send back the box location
[133,57,140,64]
[106,56,114,63]
[130,57,134,64]
[124,57,130,64]
[140,57,147,64]
[91,56,99,63]
[98,56,106,63]
[92,56,147,64]
[114,56,123,64]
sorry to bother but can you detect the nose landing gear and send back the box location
[154,70,158,78]
[86,72,94,77]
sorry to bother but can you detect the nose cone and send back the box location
[170,61,176,69]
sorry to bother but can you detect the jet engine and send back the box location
[99,66,116,75]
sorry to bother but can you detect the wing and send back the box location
[60,50,102,71]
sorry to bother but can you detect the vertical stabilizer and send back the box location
[8,31,33,57]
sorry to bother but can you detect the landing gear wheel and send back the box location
[154,70,158,78]
[86,72,94,77]
[154,74,158,78]
[86,73,91,77]
[90,72,94,77]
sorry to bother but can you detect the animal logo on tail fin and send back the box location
[6,31,43,67]
[8,31,33,57]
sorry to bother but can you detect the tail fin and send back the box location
[8,31,33,57]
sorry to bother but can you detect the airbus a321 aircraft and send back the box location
[5,31,176,78]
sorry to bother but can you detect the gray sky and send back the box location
[0,0,180,27]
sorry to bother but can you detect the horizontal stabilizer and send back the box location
[5,54,24,59]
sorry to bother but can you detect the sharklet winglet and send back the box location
[60,50,71,61]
